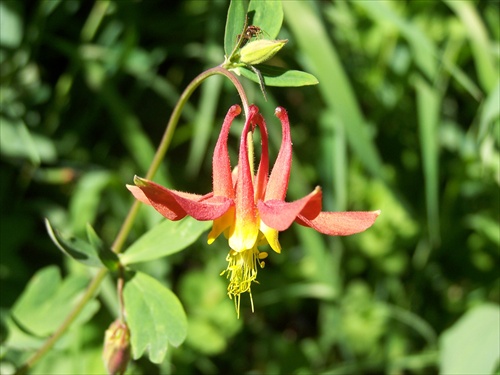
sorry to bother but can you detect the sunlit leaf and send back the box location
[237,65,318,87]
[123,271,187,363]
[120,217,211,265]
[247,0,283,40]
[11,266,100,337]
[440,304,500,375]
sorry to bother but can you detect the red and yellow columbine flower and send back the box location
[127,105,380,316]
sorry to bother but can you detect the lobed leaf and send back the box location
[123,271,187,363]
[11,266,100,337]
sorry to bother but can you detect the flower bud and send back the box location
[103,319,131,375]
[238,39,288,65]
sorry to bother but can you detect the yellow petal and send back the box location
[260,221,282,254]
[207,207,235,245]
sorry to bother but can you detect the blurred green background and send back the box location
[1,0,498,374]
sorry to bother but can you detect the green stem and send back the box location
[16,66,248,374]
[112,66,249,254]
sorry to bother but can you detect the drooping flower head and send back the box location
[127,105,380,316]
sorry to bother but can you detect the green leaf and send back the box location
[46,219,104,268]
[11,266,100,337]
[247,0,283,40]
[224,0,247,57]
[123,271,187,363]
[120,217,211,265]
[86,223,120,271]
[237,65,318,87]
[0,1,23,48]
[439,303,500,375]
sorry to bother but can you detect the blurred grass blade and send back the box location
[80,0,110,42]
[356,1,437,80]
[186,74,223,177]
[478,82,500,141]
[100,85,168,186]
[357,1,484,101]
[445,0,499,94]
[284,1,384,179]
[320,111,347,211]
[414,75,440,245]
[69,170,112,234]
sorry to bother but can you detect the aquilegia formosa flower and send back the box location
[127,105,380,316]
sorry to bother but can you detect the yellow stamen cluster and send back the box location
[220,246,268,317]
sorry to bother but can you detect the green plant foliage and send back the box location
[178,267,242,355]
[46,219,118,270]
[224,0,247,58]
[223,0,316,94]
[10,266,99,337]
[123,271,187,364]
[46,219,105,268]
[439,303,500,374]
[237,65,319,87]
[247,0,283,41]
[121,217,212,265]
[284,1,384,179]
[2,0,499,374]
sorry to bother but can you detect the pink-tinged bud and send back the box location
[103,319,131,375]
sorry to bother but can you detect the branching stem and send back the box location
[15,66,248,374]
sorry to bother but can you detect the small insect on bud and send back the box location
[238,39,288,66]
[103,319,131,375]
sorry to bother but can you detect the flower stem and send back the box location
[112,66,249,254]
[16,66,248,374]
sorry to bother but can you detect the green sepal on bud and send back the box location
[103,319,131,375]
[238,39,288,65]
[223,38,288,69]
